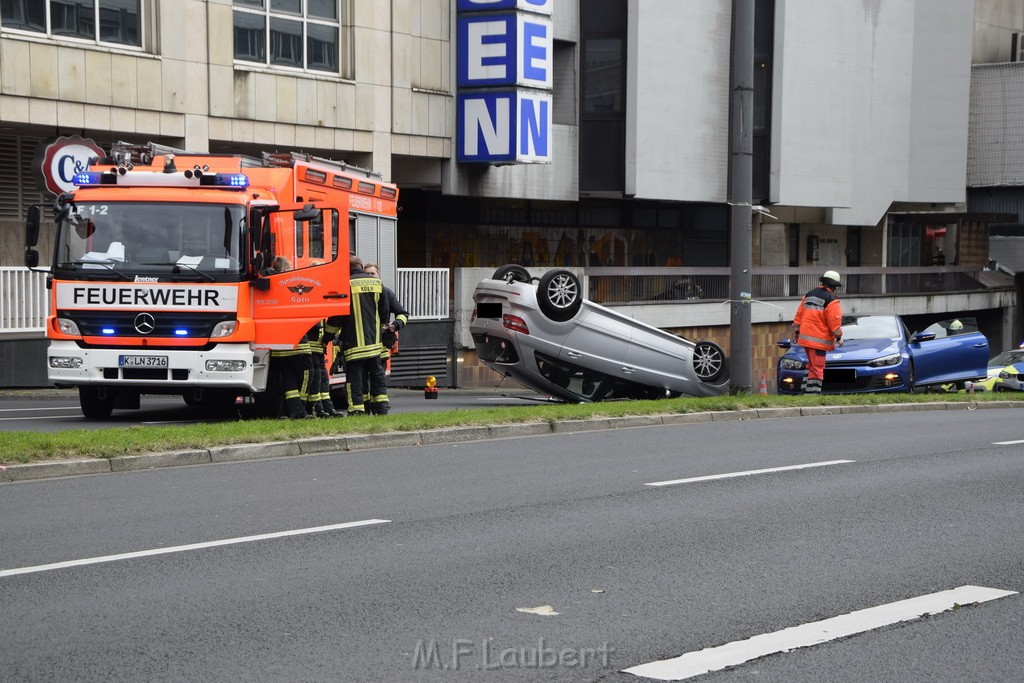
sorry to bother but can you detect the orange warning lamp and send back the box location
[424,375,438,399]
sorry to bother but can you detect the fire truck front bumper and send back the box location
[46,341,268,391]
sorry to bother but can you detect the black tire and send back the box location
[492,264,532,283]
[691,340,727,384]
[79,386,114,419]
[536,269,582,322]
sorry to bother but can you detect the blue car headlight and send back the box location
[868,353,902,368]
[780,358,807,371]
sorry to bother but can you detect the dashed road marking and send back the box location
[645,460,854,487]
[623,585,1017,680]
[0,519,391,578]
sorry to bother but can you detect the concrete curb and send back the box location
[3,400,1023,483]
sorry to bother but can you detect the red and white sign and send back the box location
[36,135,104,196]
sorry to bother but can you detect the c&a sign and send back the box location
[456,0,553,164]
[33,135,104,197]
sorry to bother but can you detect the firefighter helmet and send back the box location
[820,270,842,288]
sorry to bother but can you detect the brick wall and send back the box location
[457,321,793,393]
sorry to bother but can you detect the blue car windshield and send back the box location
[839,316,900,341]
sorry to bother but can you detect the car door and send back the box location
[557,306,633,377]
[909,319,989,385]
[621,326,692,391]
[251,204,349,348]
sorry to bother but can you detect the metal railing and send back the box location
[0,266,452,337]
[0,267,49,335]
[0,265,998,336]
[585,266,992,304]
[396,268,450,320]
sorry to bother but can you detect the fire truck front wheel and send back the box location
[79,386,115,419]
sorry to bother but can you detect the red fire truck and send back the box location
[24,142,398,418]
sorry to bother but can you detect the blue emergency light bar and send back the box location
[174,329,189,336]
[74,172,109,186]
[72,170,249,190]
[217,174,248,188]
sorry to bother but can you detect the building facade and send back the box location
[1,0,1019,389]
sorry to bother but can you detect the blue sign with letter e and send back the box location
[458,91,552,164]
[458,14,551,88]
[457,0,552,15]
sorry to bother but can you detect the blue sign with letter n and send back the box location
[458,91,551,164]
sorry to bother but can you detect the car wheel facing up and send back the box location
[492,264,533,283]
[537,269,582,322]
[692,340,727,383]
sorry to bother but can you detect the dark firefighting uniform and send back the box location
[363,284,409,415]
[303,320,342,416]
[270,334,313,418]
[326,268,389,415]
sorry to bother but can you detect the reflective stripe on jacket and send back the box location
[327,270,390,362]
[793,286,842,351]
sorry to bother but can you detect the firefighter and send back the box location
[305,318,344,416]
[792,270,844,395]
[362,262,409,415]
[326,255,390,416]
[270,334,313,419]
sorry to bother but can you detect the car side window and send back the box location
[923,317,979,339]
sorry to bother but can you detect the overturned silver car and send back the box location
[470,265,729,402]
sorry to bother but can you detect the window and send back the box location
[580,0,626,193]
[1,0,144,48]
[0,133,48,221]
[233,0,348,75]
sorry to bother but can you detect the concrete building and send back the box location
[0,0,1019,389]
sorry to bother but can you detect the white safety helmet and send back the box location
[820,270,842,288]
[949,319,963,331]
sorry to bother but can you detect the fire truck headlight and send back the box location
[49,356,83,369]
[205,359,247,372]
[56,318,81,335]
[211,321,237,338]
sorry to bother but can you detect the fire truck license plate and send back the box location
[118,355,169,368]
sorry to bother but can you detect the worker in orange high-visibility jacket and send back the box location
[792,270,844,394]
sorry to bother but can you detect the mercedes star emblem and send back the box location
[134,312,156,335]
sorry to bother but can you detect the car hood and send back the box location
[826,338,901,362]
[783,338,900,362]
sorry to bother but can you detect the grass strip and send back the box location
[0,392,1017,465]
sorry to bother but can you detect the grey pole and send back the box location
[728,0,755,394]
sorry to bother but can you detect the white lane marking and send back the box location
[0,519,390,578]
[0,415,81,422]
[624,585,1017,681]
[993,439,1024,445]
[0,406,81,413]
[645,460,854,487]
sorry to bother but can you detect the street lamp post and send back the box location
[729,0,755,394]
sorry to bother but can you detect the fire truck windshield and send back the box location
[54,202,246,281]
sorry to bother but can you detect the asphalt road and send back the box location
[0,387,548,432]
[1,408,1023,681]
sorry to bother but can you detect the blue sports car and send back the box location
[776,315,989,394]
